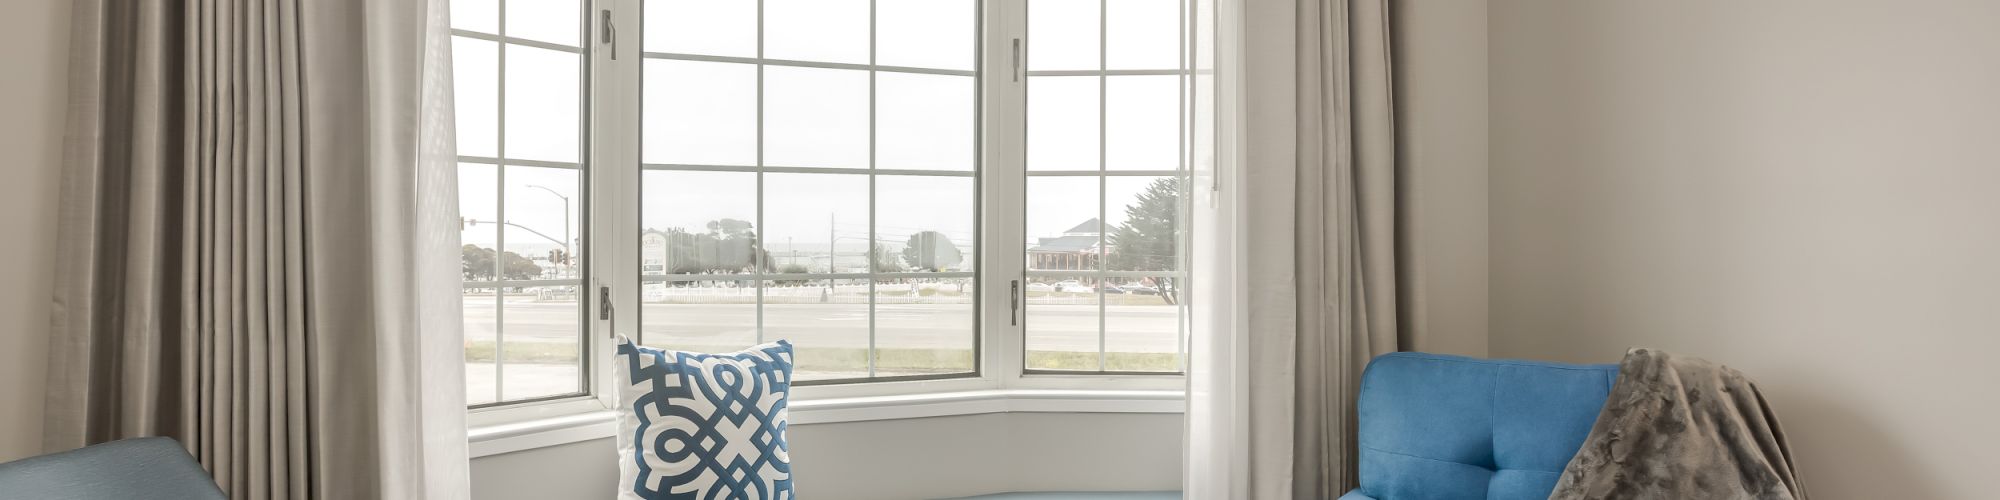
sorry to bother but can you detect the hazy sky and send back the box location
[452,0,1186,255]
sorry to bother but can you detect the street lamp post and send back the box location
[524,184,572,277]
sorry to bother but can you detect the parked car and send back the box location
[1053,280,1094,293]
[1025,282,1056,293]
[1114,284,1160,295]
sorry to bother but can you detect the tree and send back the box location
[900,231,964,272]
[461,244,544,281]
[773,263,813,285]
[872,243,905,272]
[1106,178,1183,303]
[656,218,773,274]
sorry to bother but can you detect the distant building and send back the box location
[640,230,668,275]
[1029,218,1112,270]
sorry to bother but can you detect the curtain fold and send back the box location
[1183,0,1399,497]
[47,0,467,498]
[1293,0,1400,497]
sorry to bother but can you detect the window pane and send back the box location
[1105,75,1180,171]
[1026,176,1101,271]
[646,0,756,57]
[459,163,500,279]
[463,291,498,405]
[874,277,975,377]
[765,0,869,64]
[876,0,975,71]
[1027,76,1100,171]
[1025,275,1102,371]
[460,162,501,404]
[1104,276,1182,372]
[452,0,498,33]
[504,45,581,163]
[501,285,583,400]
[1105,0,1180,70]
[877,176,976,273]
[640,278,759,352]
[504,166,582,278]
[1028,0,1101,71]
[641,170,760,275]
[764,173,869,274]
[505,0,581,47]
[452,37,498,158]
[766,278,871,381]
[765,66,869,169]
[877,73,975,171]
[1104,176,1179,272]
[644,60,758,166]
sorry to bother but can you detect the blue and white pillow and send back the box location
[614,336,794,500]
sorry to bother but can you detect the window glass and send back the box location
[646,0,756,57]
[1024,0,1190,373]
[636,1,979,383]
[453,4,588,406]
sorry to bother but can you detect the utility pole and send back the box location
[828,214,836,274]
[825,214,836,303]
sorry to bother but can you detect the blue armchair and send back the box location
[0,437,225,499]
[1339,353,1617,500]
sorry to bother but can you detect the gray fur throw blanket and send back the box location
[1549,348,1809,500]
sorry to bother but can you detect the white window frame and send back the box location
[469,0,1197,433]
[457,0,611,428]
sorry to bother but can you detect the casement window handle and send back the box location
[1010,280,1020,325]
[1010,38,1022,82]
[601,10,617,60]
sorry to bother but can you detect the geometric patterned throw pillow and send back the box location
[614,336,794,500]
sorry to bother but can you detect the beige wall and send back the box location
[470,413,1184,500]
[1393,0,1488,357]
[1490,1,2000,498]
[0,0,70,462]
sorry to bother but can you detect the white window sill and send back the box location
[466,389,1186,458]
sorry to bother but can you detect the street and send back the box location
[463,295,1184,403]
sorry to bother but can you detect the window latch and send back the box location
[1010,38,1022,82]
[1010,279,1020,326]
[599,285,613,321]
[601,9,617,60]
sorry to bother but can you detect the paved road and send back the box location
[463,297,1183,353]
[464,297,1184,402]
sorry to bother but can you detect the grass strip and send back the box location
[466,341,1180,373]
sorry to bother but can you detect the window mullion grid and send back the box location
[492,1,509,404]
[866,0,880,378]
[574,0,593,397]
[754,0,767,345]
[1176,0,1190,371]
[1096,0,1110,372]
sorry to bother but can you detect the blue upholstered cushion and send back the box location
[0,437,224,500]
[615,337,794,500]
[1348,353,1617,500]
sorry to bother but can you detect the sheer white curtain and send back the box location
[1185,0,1399,497]
[47,0,468,497]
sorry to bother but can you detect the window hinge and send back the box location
[1010,279,1020,325]
[601,9,617,60]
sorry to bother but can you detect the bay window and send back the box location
[455,0,1199,411]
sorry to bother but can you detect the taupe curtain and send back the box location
[1183,0,1401,496]
[45,0,468,498]
[1293,0,1400,497]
